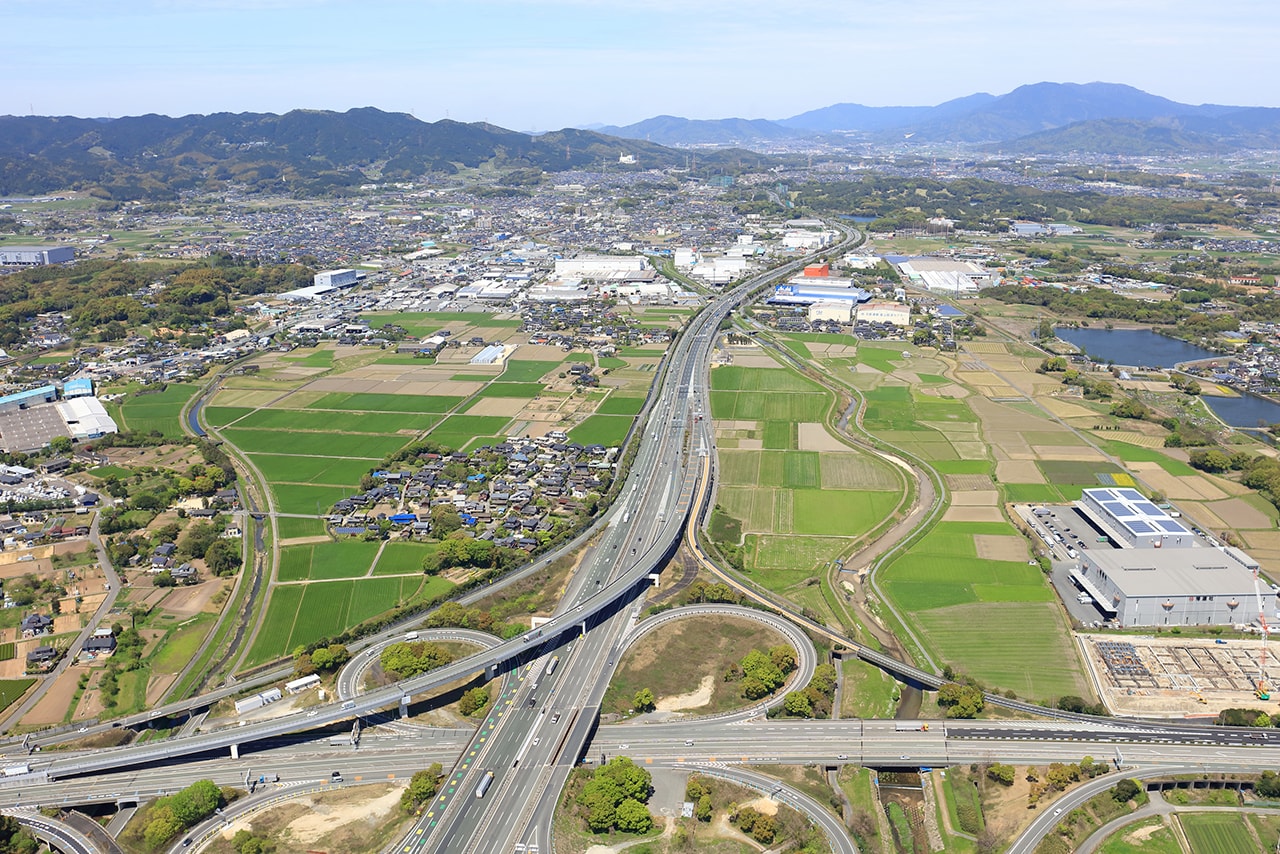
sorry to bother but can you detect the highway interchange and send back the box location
[4,224,1280,852]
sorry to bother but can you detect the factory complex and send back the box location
[1035,487,1275,629]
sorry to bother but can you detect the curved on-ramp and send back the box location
[616,604,818,721]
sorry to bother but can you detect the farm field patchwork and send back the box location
[305,392,463,413]
[224,428,409,458]
[568,415,632,447]
[249,454,383,487]
[277,541,382,581]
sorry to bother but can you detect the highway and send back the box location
[399,234,860,853]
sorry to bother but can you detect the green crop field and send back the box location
[710,366,818,393]
[225,428,408,457]
[233,408,437,434]
[791,489,899,536]
[1003,483,1068,503]
[0,679,34,713]
[1100,440,1200,476]
[719,450,761,484]
[1037,459,1125,485]
[246,575,436,664]
[475,382,543,399]
[281,348,334,367]
[712,390,829,421]
[820,453,902,490]
[276,517,328,539]
[568,415,632,447]
[856,345,908,373]
[882,521,1085,699]
[201,406,253,427]
[595,395,645,416]
[500,360,563,382]
[1097,817,1181,854]
[372,542,438,575]
[248,454,378,487]
[0,643,13,661]
[305,392,463,413]
[761,420,795,450]
[270,483,353,515]
[277,541,380,581]
[119,383,199,438]
[1179,813,1258,854]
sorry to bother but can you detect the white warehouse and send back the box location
[553,256,648,278]
[1078,488,1194,549]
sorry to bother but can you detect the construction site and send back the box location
[1078,633,1280,718]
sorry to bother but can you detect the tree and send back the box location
[380,641,454,679]
[782,691,813,717]
[695,793,712,822]
[400,764,443,813]
[597,757,651,802]
[177,521,217,559]
[1110,778,1141,803]
[987,763,1016,786]
[1257,770,1280,799]
[48,436,73,455]
[458,687,490,716]
[937,682,984,718]
[430,504,463,537]
[614,798,653,833]
[205,538,242,576]
[633,687,656,713]
[0,814,37,854]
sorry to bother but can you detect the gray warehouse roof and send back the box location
[1080,548,1262,599]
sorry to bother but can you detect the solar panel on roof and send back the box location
[1102,502,1129,516]
[1126,520,1154,534]
[1133,502,1162,516]
[1118,488,1145,500]
[1157,519,1187,533]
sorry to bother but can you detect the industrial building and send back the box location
[62,377,93,399]
[769,281,871,306]
[856,301,911,327]
[807,302,853,323]
[1079,487,1195,549]
[0,246,74,267]
[1072,548,1273,627]
[0,386,58,414]
[894,258,997,294]
[55,397,118,441]
[470,344,507,365]
[314,269,359,288]
[552,256,648,279]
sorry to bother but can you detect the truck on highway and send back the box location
[1,763,30,777]
[475,769,495,799]
[894,722,929,732]
[545,655,560,676]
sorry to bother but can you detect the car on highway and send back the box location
[899,755,910,760]
[836,753,848,760]
[619,743,629,749]
[532,737,540,747]
[331,770,343,783]
[551,712,561,724]
[685,740,694,746]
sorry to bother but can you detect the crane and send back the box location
[1254,568,1271,701]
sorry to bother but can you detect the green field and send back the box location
[880,520,1085,698]
[281,348,334,367]
[1179,813,1258,854]
[225,428,409,457]
[270,484,353,515]
[249,454,379,487]
[201,406,254,427]
[790,489,900,535]
[1037,459,1125,485]
[1100,440,1200,476]
[305,392,463,413]
[119,383,199,438]
[277,541,381,581]
[0,678,34,713]
[568,415,632,446]
[500,359,563,382]
[150,615,216,675]
[474,382,543,399]
[232,408,437,433]
[372,542,438,575]
[595,395,645,416]
[0,643,13,661]
[276,517,328,539]
[246,575,446,664]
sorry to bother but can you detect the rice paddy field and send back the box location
[245,576,450,665]
[710,360,906,594]
[117,383,200,439]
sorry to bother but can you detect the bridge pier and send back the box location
[400,695,410,720]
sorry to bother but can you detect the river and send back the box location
[1052,327,1280,429]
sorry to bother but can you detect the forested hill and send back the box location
[0,108,757,199]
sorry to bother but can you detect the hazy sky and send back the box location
[4,0,1275,130]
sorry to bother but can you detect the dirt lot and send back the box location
[1079,633,1280,717]
[24,667,79,726]
[157,578,228,619]
[975,535,1029,562]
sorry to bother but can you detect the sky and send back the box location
[3,0,1276,131]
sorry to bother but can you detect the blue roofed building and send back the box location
[62,377,93,399]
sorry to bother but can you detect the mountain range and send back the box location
[594,82,1280,152]
[0,108,754,199]
[3,82,1279,201]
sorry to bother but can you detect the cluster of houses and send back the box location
[24,624,118,673]
[326,431,618,550]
